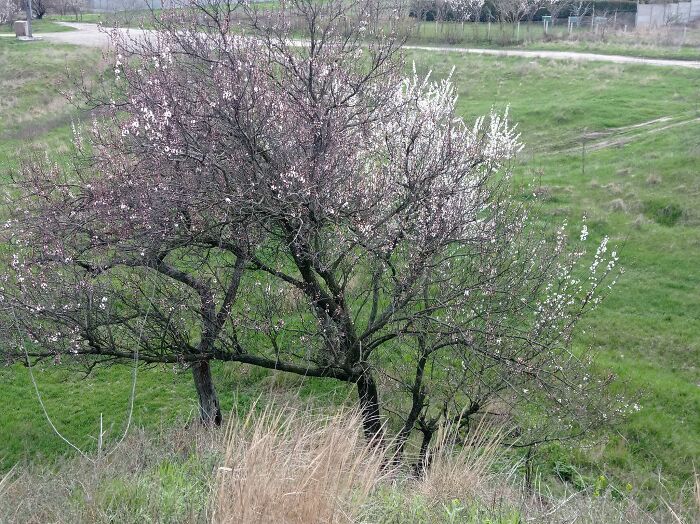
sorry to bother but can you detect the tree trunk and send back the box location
[357,371,383,444]
[413,425,434,476]
[394,404,421,462]
[192,360,222,426]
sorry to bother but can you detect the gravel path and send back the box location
[31,22,700,70]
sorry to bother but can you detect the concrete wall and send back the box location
[691,0,700,19]
[636,0,699,28]
[87,0,161,12]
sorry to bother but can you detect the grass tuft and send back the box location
[642,200,683,226]
[213,404,387,523]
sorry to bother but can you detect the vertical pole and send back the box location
[98,413,104,459]
[581,129,586,178]
[25,0,33,38]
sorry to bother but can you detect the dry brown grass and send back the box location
[1,408,696,524]
[647,173,662,185]
[212,404,389,524]
[0,464,16,499]
[417,418,510,506]
[609,198,628,212]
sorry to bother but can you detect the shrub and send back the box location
[642,200,683,226]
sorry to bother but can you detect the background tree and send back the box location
[523,0,545,35]
[0,0,17,25]
[2,0,621,457]
[544,0,576,25]
[492,0,529,24]
[447,0,485,28]
[19,0,50,19]
[55,0,86,19]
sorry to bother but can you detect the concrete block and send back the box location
[14,21,28,37]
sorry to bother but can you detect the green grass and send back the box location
[0,38,698,509]
[0,18,76,33]
[46,13,106,23]
[0,364,196,470]
[47,11,161,28]
[517,39,700,61]
[0,39,97,171]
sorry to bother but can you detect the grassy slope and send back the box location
[0,39,698,505]
[413,52,700,500]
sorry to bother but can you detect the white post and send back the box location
[98,413,103,459]
[24,0,32,38]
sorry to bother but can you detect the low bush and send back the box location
[643,200,683,226]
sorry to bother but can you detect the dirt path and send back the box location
[32,22,149,47]
[553,114,700,154]
[30,22,700,70]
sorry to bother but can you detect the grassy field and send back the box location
[0,18,75,33]
[0,37,698,513]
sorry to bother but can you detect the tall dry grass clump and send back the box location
[212,404,389,524]
[695,468,700,515]
[417,418,509,506]
[0,464,16,499]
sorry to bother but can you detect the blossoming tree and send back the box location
[0,0,16,25]
[2,0,621,455]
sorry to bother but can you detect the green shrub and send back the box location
[642,200,683,226]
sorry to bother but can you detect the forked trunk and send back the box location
[357,371,383,445]
[192,360,222,426]
[413,425,435,476]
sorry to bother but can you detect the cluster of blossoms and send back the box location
[446,0,486,22]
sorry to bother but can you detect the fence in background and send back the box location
[636,0,700,28]
[87,0,160,11]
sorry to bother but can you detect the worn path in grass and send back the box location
[24,22,700,69]
[551,114,700,154]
